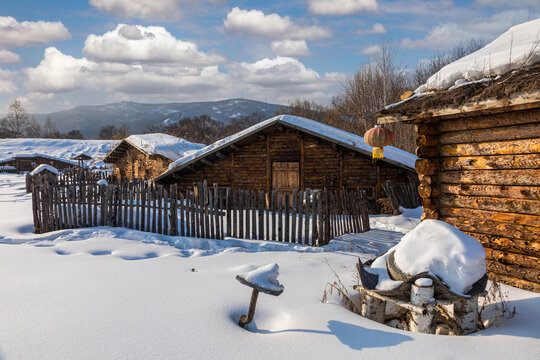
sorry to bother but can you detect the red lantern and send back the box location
[364,125,395,162]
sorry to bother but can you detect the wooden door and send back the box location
[272,162,299,200]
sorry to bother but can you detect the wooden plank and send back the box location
[439,194,540,216]
[291,190,298,243]
[440,183,540,200]
[226,188,231,238]
[157,186,164,235]
[284,193,290,242]
[170,185,178,236]
[438,108,540,132]
[62,186,69,228]
[245,191,251,239]
[278,196,283,242]
[439,122,540,145]
[312,191,318,246]
[441,138,540,157]
[442,216,539,242]
[189,191,196,237]
[152,184,157,233]
[297,191,304,243]
[442,154,540,171]
[251,190,257,240]
[140,183,146,232]
[128,183,134,229]
[258,190,264,241]
[304,189,310,245]
[271,191,276,241]
[179,192,185,236]
[465,231,540,258]
[231,190,237,238]
[209,189,215,239]
[317,191,323,246]
[203,181,210,239]
[439,169,540,186]
[265,192,270,240]
[135,183,141,230]
[214,183,222,240]
[239,190,244,239]
[81,185,87,227]
[163,188,169,235]
[486,248,539,270]
[487,260,540,285]
[440,206,540,228]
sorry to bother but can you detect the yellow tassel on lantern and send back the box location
[372,147,384,162]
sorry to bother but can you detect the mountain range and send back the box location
[32,99,286,138]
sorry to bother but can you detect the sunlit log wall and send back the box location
[414,108,540,292]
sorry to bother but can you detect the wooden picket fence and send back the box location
[31,180,370,246]
[26,168,114,192]
[381,180,421,213]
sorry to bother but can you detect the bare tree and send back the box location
[43,116,60,138]
[25,115,42,138]
[112,124,131,140]
[99,125,117,139]
[413,38,486,87]
[5,100,29,137]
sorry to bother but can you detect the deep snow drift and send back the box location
[0,174,538,360]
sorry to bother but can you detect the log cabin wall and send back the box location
[415,107,540,292]
[111,147,171,180]
[166,126,414,210]
[9,157,77,172]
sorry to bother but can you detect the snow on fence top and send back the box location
[124,133,205,161]
[417,18,540,92]
[30,164,59,176]
[159,115,417,180]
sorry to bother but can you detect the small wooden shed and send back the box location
[0,154,78,173]
[377,64,540,292]
[156,115,418,211]
[103,133,205,180]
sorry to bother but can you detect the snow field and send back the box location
[0,174,539,360]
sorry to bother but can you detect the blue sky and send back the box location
[0,0,538,113]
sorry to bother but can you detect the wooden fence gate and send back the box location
[31,180,370,246]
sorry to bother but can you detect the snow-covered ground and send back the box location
[0,174,538,360]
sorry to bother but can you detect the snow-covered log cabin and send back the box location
[103,133,205,180]
[376,19,540,292]
[155,115,418,211]
[0,154,78,172]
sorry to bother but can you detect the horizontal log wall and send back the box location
[416,107,540,291]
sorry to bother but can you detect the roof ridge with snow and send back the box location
[157,115,417,181]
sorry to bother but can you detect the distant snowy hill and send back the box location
[32,99,286,138]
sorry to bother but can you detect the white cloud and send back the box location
[0,49,20,63]
[360,45,382,54]
[308,0,378,16]
[90,0,181,20]
[271,40,310,56]
[474,0,540,10]
[83,24,224,65]
[0,67,17,94]
[90,0,224,20]
[25,47,95,93]
[224,7,331,40]
[230,56,320,87]
[0,16,70,48]
[400,10,534,50]
[357,23,386,35]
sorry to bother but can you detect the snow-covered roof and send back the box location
[418,18,540,92]
[30,164,59,176]
[107,133,205,162]
[0,138,118,169]
[157,115,417,181]
[0,153,79,166]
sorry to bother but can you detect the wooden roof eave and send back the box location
[377,90,540,124]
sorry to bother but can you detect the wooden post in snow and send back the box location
[409,278,434,333]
